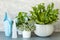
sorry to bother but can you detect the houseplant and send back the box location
[19,20,35,38]
[16,12,28,35]
[30,3,59,37]
[16,12,35,38]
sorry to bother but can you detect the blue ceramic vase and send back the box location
[4,12,13,37]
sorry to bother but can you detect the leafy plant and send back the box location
[16,12,28,28]
[30,3,59,24]
[16,12,35,31]
[18,20,35,31]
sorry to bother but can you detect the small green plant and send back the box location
[30,3,59,24]
[16,12,28,28]
[16,12,35,31]
[18,20,35,31]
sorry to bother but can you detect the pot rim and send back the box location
[35,24,53,26]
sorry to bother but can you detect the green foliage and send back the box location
[30,3,59,24]
[18,20,35,31]
[16,12,28,27]
[16,12,35,31]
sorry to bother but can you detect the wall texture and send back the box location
[0,0,60,32]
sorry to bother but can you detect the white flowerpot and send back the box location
[34,24,54,37]
[18,29,22,35]
[22,30,31,38]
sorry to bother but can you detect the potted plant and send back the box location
[16,12,35,38]
[19,20,35,38]
[16,12,28,35]
[30,3,59,37]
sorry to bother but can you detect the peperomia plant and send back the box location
[30,3,59,24]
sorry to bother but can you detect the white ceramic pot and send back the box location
[22,30,31,38]
[34,24,54,37]
[18,29,22,35]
